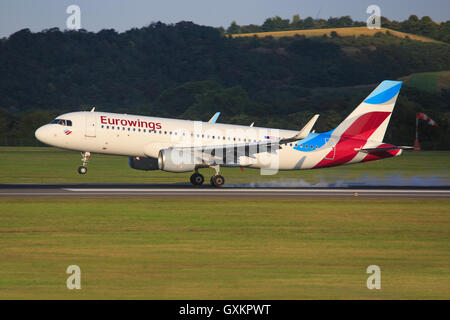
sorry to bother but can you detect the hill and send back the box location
[231,27,441,43]
[399,70,450,93]
[0,22,449,149]
[227,14,450,43]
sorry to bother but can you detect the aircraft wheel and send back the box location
[78,166,87,174]
[210,175,225,187]
[190,173,204,186]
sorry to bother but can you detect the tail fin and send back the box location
[333,80,402,142]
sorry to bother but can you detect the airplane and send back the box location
[35,80,412,187]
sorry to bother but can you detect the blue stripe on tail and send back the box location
[364,80,402,104]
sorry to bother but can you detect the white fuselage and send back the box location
[35,111,346,171]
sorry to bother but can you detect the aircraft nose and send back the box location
[35,125,51,144]
[35,126,44,142]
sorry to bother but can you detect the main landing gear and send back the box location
[78,152,90,175]
[190,171,205,186]
[189,165,225,187]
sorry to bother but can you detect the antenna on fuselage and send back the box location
[90,107,96,112]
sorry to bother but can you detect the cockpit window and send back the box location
[51,119,72,126]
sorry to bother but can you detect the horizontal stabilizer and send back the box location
[358,146,413,153]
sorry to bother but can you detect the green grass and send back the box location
[0,197,448,299]
[400,70,450,93]
[0,147,449,185]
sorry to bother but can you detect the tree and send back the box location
[227,21,240,34]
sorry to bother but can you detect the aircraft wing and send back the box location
[171,114,319,165]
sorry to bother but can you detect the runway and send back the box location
[0,184,449,198]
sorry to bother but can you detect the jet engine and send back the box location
[128,156,159,171]
[158,148,196,172]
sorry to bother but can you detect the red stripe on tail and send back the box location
[314,111,391,168]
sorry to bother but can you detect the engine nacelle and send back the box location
[158,149,196,173]
[128,156,159,171]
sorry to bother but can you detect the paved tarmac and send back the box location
[0,184,449,198]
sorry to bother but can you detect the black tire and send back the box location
[211,175,225,187]
[190,173,204,186]
[78,166,87,174]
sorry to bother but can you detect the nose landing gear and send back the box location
[78,152,90,175]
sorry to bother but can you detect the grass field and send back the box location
[0,197,449,299]
[0,147,448,299]
[0,147,449,185]
[231,27,441,43]
[400,70,450,93]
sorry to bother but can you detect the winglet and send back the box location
[293,114,319,140]
[280,114,319,144]
[208,112,221,123]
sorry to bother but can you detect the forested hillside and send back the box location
[227,14,450,43]
[0,20,449,149]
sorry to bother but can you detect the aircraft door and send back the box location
[85,113,96,137]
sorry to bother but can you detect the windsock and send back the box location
[416,113,438,127]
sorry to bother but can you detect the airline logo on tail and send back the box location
[314,80,403,168]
